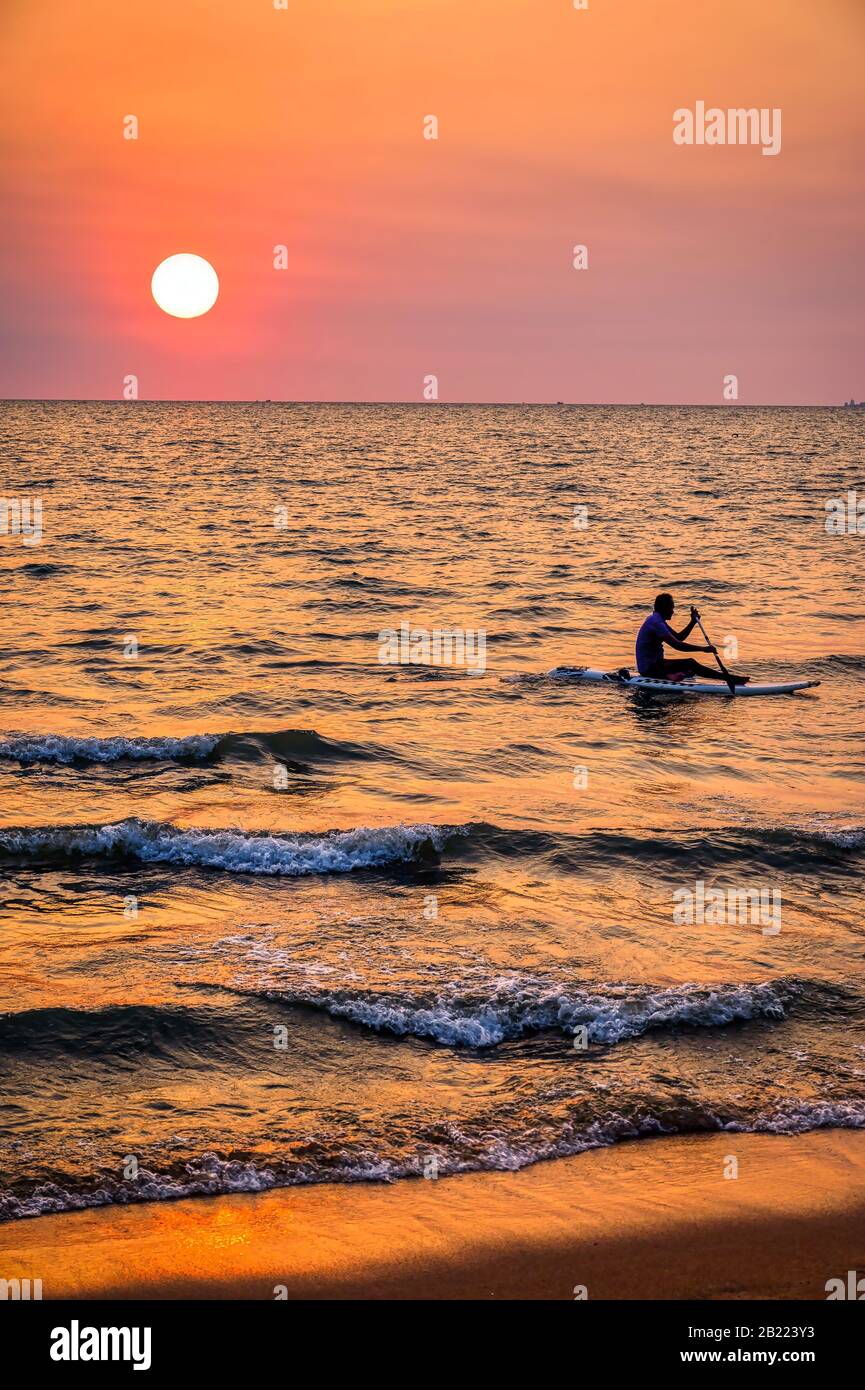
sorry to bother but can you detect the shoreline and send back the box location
[2,1129,864,1300]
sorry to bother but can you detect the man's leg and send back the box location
[656,658,719,680]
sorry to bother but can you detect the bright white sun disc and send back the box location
[151,254,219,318]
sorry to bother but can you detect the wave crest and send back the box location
[0,727,378,768]
[4,1095,865,1223]
[251,976,799,1048]
[0,817,462,876]
[0,733,221,766]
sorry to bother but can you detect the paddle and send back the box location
[693,611,736,695]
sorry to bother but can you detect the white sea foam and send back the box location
[4,1096,865,1222]
[0,733,222,765]
[731,1099,865,1135]
[808,824,865,848]
[0,817,462,875]
[257,977,794,1047]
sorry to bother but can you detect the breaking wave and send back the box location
[249,976,800,1048]
[0,817,463,875]
[0,727,384,768]
[3,1096,865,1223]
[0,978,818,1062]
[0,732,222,766]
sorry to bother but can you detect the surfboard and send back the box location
[548,667,820,698]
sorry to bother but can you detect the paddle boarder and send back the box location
[636,594,749,685]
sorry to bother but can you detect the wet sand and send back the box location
[2,1130,864,1300]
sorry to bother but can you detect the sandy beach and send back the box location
[3,1131,864,1301]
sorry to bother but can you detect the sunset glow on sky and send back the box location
[1,0,863,402]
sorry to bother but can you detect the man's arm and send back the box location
[671,607,699,642]
[666,635,716,653]
[662,610,715,654]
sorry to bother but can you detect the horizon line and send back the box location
[1,398,862,409]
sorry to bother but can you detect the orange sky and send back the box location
[1,0,863,402]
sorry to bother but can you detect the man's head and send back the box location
[654,592,674,619]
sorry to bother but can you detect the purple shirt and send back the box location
[635,612,676,675]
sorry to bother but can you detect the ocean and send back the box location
[0,400,863,1220]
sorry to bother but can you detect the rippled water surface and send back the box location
[0,401,863,1218]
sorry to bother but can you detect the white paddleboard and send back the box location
[549,667,820,698]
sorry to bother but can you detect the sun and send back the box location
[151,253,219,319]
